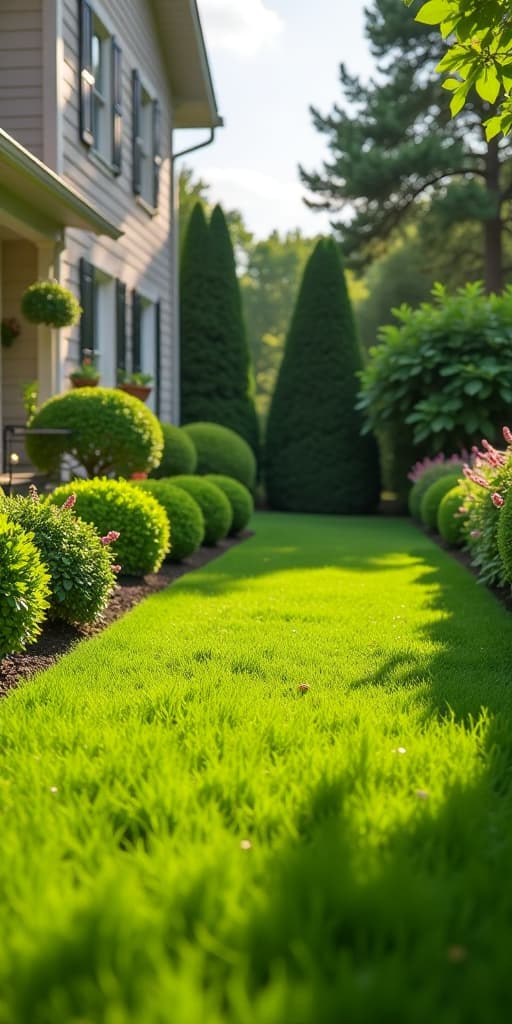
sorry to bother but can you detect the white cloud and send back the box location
[199,165,330,237]
[198,0,284,58]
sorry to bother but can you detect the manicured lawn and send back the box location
[1,512,512,1022]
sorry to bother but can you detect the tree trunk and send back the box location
[484,138,503,294]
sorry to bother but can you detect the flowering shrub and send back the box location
[171,476,232,545]
[205,474,254,535]
[0,489,117,623]
[131,479,205,562]
[408,452,466,484]
[149,424,197,479]
[408,463,464,520]
[0,513,50,658]
[437,485,467,546]
[47,478,169,576]
[419,474,462,529]
[460,429,512,588]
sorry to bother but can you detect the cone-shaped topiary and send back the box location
[131,479,205,562]
[205,475,254,535]
[264,238,380,513]
[180,203,259,460]
[171,476,232,546]
[149,423,197,478]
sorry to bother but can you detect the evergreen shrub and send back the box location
[26,388,163,478]
[0,491,116,623]
[205,475,253,534]
[419,474,462,529]
[0,513,50,658]
[183,422,256,490]
[149,423,197,478]
[132,479,205,562]
[437,485,467,546]
[497,491,512,583]
[47,479,169,577]
[21,280,82,327]
[171,476,232,545]
[408,463,463,520]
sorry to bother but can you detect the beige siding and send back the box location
[60,0,176,421]
[0,0,43,157]
[1,240,39,426]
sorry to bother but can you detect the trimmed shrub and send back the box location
[132,479,205,562]
[497,489,512,583]
[205,475,253,535]
[0,491,116,624]
[460,434,512,588]
[183,422,256,490]
[21,280,81,327]
[437,485,467,546]
[408,463,463,520]
[47,479,169,577]
[171,476,232,545]
[149,423,197,478]
[265,238,380,513]
[25,387,163,478]
[419,474,461,529]
[0,513,50,658]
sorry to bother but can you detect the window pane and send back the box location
[92,34,102,90]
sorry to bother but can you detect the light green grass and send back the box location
[1,512,512,1022]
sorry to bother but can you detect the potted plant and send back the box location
[21,280,82,328]
[1,316,21,348]
[117,370,153,401]
[70,354,100,388]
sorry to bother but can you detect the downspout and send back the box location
[170,127,219,423]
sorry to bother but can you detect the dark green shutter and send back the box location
[132,70,142,195]
[111,39,123,174]
[116,280,127,371]
[132,291,142,372]
[79,258,95,357]
[155,300,161,415]
[79,0,94,146]
[153,100,162,207]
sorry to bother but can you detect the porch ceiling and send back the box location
[152,0,223,129]
[0,130,122,241]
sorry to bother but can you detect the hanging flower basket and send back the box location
[21,280,82,328]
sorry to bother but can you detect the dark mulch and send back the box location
[0,532,252,700]
[420,526,512,614]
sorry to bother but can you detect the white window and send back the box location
[93,270,116,386]
[140,298,157,412]
[91,16,112,163]
[139,88,154,205]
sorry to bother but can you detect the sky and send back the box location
[173,0,374,239]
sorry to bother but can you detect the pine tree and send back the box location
[264,239,380,514]
[180,202,213,425]
[180,204,259,458]
[300,0,512,294]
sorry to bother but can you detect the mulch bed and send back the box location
[0,532,252,700]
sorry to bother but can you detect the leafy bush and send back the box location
[205,475,253,535]
[25,388,163,478]
[171,476,232,546]
[182,422,256,490]
[21,280,81,327]
[0,513,50,658]
[358,283,512,491]
[461,430,512,588]
[437,485,467,546]
[149,423,197,478]
[408,463,463,520]
[0,490,116,624]
[497,490,512,584]
[131,480,204,562]
[47,479,169,577]
[408,452,467,484]
[419,474,461,529]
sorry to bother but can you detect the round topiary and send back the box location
[47,479,169,577]
[497,490,512,582]
[205,474,253,535]
[25,387,163,478]
[0,491,116,624]
[0,513,51,658]
[149,423,197,478]
[437,485,467,546]
[419,474,462,530]
[182,422,256,490]
[21,280,81,327]
[131,479,205,562]
[408,463,463,520]
[171,476,232,546]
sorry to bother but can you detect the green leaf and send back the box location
[415,0,451,26]
[475,66,501,104]
[463,380,483,396]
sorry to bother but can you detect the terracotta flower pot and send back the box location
[71,377,100,388]
[118,383,152,401]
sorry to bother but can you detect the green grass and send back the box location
[1,512,512,1022]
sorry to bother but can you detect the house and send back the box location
[0,0,221,470]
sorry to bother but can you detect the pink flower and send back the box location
[111,564,122,573]
[463,466,490,488]
[101,530,120,545]
[61,493,76,511]
[503,426,512,444]
[470,529,482,539]
[491,493,505,508]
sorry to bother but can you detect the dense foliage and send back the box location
[26,387,163,478]
[437,484,467,545]
[182,422,257,491]
[419,474,462,528]
[47,479,169,577]
[265,239,380,514]
[205,475,254,535]
[0,491,116,623]
[408,462,464,519]
[461,434,512,588]
[21,280,81,327]
[171,476,232,546]
[149,423,197,479]
[132,480,205,562]
[359,284,512,491]
[180,204,259,458]
[0,513,50,658]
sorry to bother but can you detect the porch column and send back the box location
[36,241,60,403]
